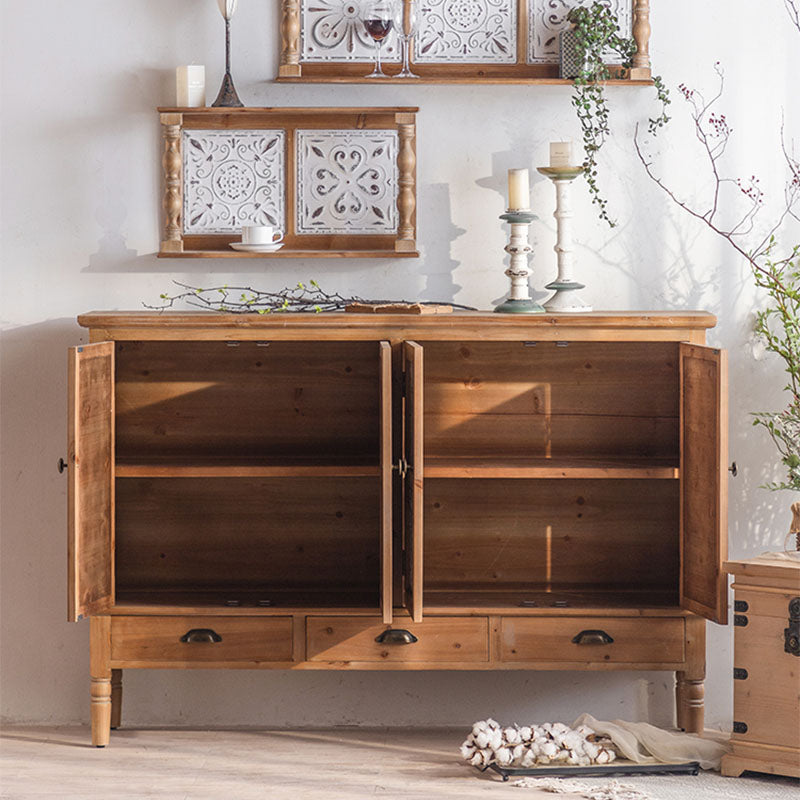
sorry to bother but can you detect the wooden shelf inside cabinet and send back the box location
[114,590,382,613]
[115,457,380,479]
[424,457,679,480]
[158,107,418,259]
[423,588,680,612]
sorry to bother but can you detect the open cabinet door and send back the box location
[68,342,115,622]
[404,341,423,622]
[379,342,393,624]
[680,343,728,624]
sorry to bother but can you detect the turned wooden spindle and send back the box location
[160,114,183,254]
[630,0,652,80]
[396,117,417,252]
[280,0,302,77]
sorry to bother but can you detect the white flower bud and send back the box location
[503,727,521,745]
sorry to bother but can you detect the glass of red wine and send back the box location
[363,0,397,78]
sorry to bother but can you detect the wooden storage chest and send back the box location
[721,557,800,778]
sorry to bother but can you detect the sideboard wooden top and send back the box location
[79,310,716,327]
[77,311,717,342]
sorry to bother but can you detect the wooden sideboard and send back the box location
[68,311,728,746]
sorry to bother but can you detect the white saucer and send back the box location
[230,242,284,253]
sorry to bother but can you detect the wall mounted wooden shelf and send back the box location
[279,0,652,84]
[275,75,654,86]
[69,310,727,747]
[158,107,418,259]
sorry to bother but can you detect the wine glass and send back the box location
[393,0,420,79]
[363,0,398,78]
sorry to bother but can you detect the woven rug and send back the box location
[512,772,799,800]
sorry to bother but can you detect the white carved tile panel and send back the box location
[301,0,399,62]
[527,0,632,63]
[415,0,517,63]
[182,130,285,234]
[296,130,398,234]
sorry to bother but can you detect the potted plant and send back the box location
[561,2,669,226]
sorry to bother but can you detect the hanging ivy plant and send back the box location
[566,2,670,226]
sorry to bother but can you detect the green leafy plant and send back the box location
[566,2,670,226]
[752,244,800,491]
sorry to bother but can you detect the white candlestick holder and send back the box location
[537,166,592,313]
[494,210,544,314]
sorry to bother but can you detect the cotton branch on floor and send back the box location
[145,281,476,313]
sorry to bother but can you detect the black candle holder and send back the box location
[212,16,243,107]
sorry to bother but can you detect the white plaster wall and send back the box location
[1,0,795,728]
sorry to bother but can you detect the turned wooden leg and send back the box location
[676,673,705,733]
[90,617,112,747]
[110,669,122,729]
[676,615,706,733]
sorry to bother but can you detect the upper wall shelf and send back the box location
[278,0,652,84]
[158,107,418,259]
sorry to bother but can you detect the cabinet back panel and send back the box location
[114,341,380,460]
[115,477,380,598]
[423,342,678,459]
[424,479,679,592]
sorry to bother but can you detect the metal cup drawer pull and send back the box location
[572,629,614,646]
[374,629,418,645]
[180,628,223,644]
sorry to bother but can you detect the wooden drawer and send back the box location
[500,617,685,664]
[306,616,489,663]
[111,616,294,664]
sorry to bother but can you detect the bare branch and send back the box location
[786,0,800,33]
[145,281,477,314]
[633,63,800,422]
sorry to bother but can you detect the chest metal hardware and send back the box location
[785,596,800,657]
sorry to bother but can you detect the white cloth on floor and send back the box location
[571,714,729,770]
[512,777,653,799]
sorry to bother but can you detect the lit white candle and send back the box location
[176,65,206,107]
[549,141,573,168]
[507,168,530,210]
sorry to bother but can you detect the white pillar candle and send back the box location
[176,66,206,108]
[507,168,530,210]
[549,141,573,168]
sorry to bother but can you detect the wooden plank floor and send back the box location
[1,727,797,799]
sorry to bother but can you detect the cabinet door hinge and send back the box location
[734,600,748,613]
[732,721,748,734]
[733,614,749,627]
[733,667,748,680]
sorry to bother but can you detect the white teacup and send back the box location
[242,225,284,245]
